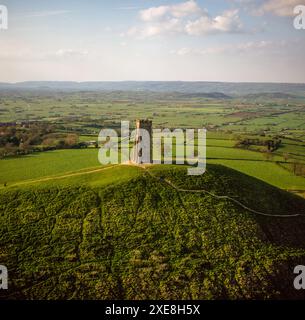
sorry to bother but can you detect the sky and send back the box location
[0,0,305,83]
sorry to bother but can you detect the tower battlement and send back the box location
[136,119,152,128]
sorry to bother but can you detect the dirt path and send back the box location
[143,167,304,218]
[8,165,119,187]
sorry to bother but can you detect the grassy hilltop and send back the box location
[1,164,305,300]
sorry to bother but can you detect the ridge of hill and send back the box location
[0,81,305,96]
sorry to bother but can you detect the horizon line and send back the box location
[1,80,305,85]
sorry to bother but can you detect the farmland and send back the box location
[0,84,305,299]
[0,89,304,192]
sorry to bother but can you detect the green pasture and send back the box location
[208,159,305,191]
[0,149,100,185]
[0,141,304,192]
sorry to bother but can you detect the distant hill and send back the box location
[242,92,300,100]
[178,92,231,99]
[1,164,305,300]
[0,81,305,96]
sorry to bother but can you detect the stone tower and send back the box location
[132,119,153,164]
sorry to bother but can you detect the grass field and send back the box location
[1,140,304,192]
[209,159,305,191]
[0,149,100,185]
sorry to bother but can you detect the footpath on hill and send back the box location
[4,161,304,219]
[142,165,304,219]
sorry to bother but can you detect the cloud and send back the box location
[54,49,89,58]
[127,18,183,38]
[0,48,89,61]
[127,1,243,38]
[171,40,287,56]
[139,0,201,22]
[235,40,274,51]
[172,47,192,56]
[256,0,302,17]
[185,9,242,35]
[171,46,226,56]
[169,0,202,18]
[140,5,169,22]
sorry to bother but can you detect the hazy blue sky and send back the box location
[1,0,305,82]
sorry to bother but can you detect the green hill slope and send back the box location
[0,164,305,300]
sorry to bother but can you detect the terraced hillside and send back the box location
[1,165,305,299]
